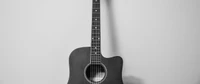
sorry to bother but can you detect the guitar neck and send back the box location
[90,0,101,63]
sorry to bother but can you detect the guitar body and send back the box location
[68,47,123,84]
[68,0,123,83]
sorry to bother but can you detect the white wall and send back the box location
[0,0,200,84]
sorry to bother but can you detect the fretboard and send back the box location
[90,0,101,63]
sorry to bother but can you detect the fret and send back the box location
[90,54,101,59]
[91,32,100,34]
[91,43,101,45]
[90,52,101,57]
[92,28,100,30]
[92,29,100,32]
[91,56,101,57]
[92,17,100,18]
[91,42,101,45]
[91,37,100,40]
[91,38,100,41]
[92,29,100,33]
[92,23,100,25]
[92,22,100,25]
[91,50,100,52]
[91,46,100,49]
[91,39,100,41]
[91,46,101,49]
[92,13,100,17]
[91,53,101,55]
[92,12,100,14]
[92,25,100,27]
[92,9,100,13]
[92,30,100,32]
[92,18,100,21]
[92,25,100,26]
[93,4,100,9]
[91,44,100,46]
[93,0,100,3]
[92,21,100,23]
[91,61,101,64]
[91,40,100,42]
[91,46,100,48]
[92,8,100,9]
[92,36,100,39]
[91,50,101,52]
[92,19,100,21]
[92,31,99,34]
[92,34,100,37]
[90,46,100,47]
[92,28,100,31]
[91,45,101,47]
[91,57,101,59]
[92,17,100,20]
[91,37,100,41]
[91,36,100,38]
[92,27,100,30]
[91,47,100,49]
[92,25,99,27]
[91,49,101,52]
[91,42,100,44]
[91,35,100,37]
[92,32,100,34]
[92,25,100,28]
[91,54,101,56]
[91,41,100,43]
[91,60,101,62]
[92,26,100,29]
[91,60,101,63]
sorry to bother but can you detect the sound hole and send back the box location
[85,63,106,83]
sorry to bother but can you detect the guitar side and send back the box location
[67,47,123,84]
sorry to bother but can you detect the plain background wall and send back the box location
[0,0,200,84]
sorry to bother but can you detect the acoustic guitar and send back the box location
[67,0,123,84]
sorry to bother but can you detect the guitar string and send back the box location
[98,0,100,83]
[97,33,99,84]
[91,0,93,83]
[98,17,99,82]
[93,0,101,83]
[98,19,100,84]
[99,0,101,79]
[93,0,95,83]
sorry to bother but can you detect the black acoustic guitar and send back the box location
[67,0,123,84]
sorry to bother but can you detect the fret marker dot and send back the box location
[95,10,97,11]
[95,19,97,20]
[95,27,97,29]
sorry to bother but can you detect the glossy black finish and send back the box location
[68,47,123,84]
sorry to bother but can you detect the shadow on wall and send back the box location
[123,76,144,84]
[196,77,200,84]
[105,0,120,56]
[105,0,144,84]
